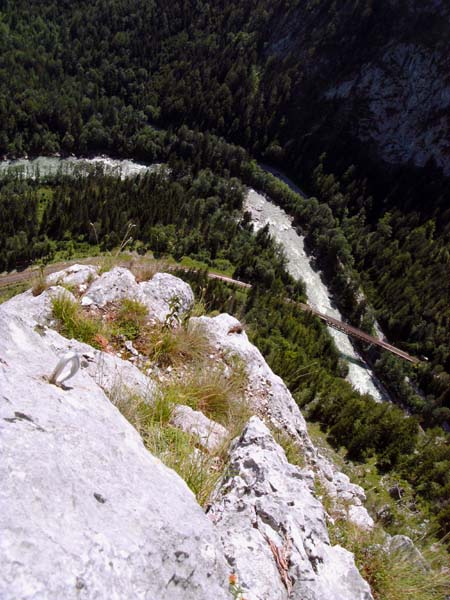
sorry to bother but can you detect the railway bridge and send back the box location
[208,274,420,364]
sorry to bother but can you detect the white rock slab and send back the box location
[2,285,76,325]
[47,263,98,287]
[209,417,373,600]
[171,405,229,452]
[0,310,229,600]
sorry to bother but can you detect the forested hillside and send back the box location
[0,0,449,540]
[1,0,449,378]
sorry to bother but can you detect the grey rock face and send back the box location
[47,330,156,399]
[267,1,450,175]
[0,309,229,600]
[82,267,194,323]
[192,314,374,529]
[325,43,450,174]
[138,272,195,322]
[0,271,376,599]
[171,405,229,452]
[81,266,140,307]
[209,417,373,600]
[47,263,98,288]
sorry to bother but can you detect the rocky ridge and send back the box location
[0,264,378,599]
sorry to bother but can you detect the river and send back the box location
[245,189,385,401]
[1,155,385,400]
[0,156,158,179]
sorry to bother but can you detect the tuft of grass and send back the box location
[272,428,306,468]
[161,359,249,429]
[130,258,171,282]
[31,267,49,297]
[51,293,105,348]
[114,298,148,340]
[98,255,116,275]
[112,387,223,505]
[136,322,211,367]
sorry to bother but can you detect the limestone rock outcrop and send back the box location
[209,417,373,600]
[0,312,228,600]
[192,313,374,530]
[81,266,194,322]
[47,263,99,289]
[0,266,377,599]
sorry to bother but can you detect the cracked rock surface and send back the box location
[193,313,374,530]
[209,417,373,600]
[0,296,228,599]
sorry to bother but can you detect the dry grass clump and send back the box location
[135,321,211,367]
[161,358,249,431]
[111,386,224,506]
[130,258,171,282]
[31,267,49,296]
[110,346,251,506]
